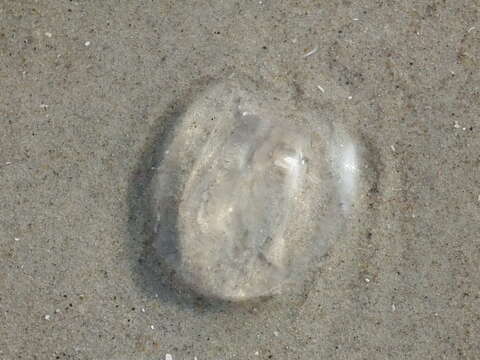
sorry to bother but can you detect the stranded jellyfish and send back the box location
[148,77,371,301]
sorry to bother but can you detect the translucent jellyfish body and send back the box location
[149,77,371,301]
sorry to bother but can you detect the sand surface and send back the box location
[1,1,479,359]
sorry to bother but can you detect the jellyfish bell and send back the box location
[149,77,369,301]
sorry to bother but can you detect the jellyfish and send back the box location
[148,76,369,301]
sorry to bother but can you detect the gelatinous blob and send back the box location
[149,77,373,301]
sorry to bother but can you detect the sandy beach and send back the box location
[1,1,479,359]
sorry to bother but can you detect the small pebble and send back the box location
[45,32,52,38]
[44,314,50,320]
[84,41,91,47]
[165,354,173,360]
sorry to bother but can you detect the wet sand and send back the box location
[1,1,479,359]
